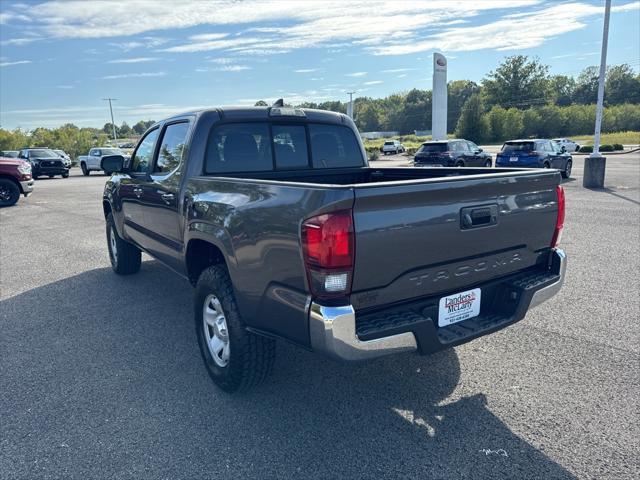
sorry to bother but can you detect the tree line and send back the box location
[282,56,640,142]
[1,56,639,157]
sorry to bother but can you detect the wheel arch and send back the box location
[186,238,228,286]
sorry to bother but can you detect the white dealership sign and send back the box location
[432,53,447,141]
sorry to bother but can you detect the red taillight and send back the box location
[551,185,565,247]
[301,210,354,299]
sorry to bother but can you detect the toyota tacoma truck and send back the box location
[78,147,130,176]
[102,106,567,392]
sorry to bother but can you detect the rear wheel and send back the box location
[562,160,572,179]
[81,163,90,176]
[0,179,20,207]
[106,213,141,275]
[62,172,69,178]
[48,175,54,179]
[195,265,275,392]
[455,160,465,167]
[484,159,492,167]
[543,161,551,169]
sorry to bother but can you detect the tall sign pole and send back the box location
[584,0,610,188]
[592,0,611,157]
[346,91,356,119]
[432,53,447,140]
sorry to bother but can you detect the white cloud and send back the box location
[56,85,74,89]
[208,57,235,64]
[0,60,32,67]
[295,68,319,73]
[1,37,41,46]
[216,65,251,72]
[371,2,640,55]
[109,37,169,51]
[102,71,166,80]
[363,80,383,85]
[346,71,367,77]
[107,57,159,64]
[381,68,414,73]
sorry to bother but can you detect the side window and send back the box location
[308,124,364,168]
[272,125,309,169]
[154,122,189,174]
[467,141,478,152]
[205,123,272,173]
[131,128,159,173]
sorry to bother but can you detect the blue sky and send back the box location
[1,0,638,130]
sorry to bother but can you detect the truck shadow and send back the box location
[1,261,575,479]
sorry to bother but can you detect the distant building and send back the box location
[360,131,399,139]
[414,130,432,137]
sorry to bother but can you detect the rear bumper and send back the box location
[309,248,566,362]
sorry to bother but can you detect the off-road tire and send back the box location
[195,265,276,392]
[106,213,141,275]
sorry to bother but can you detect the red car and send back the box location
[0,156,34,207]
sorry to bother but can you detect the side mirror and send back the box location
[101,155,125,174]
[477,148,483,153]
[561,146,566,153]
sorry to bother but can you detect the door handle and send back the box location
[161,193,175,204]
[133,187,143,198]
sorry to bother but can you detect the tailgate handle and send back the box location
[461,205,498,229]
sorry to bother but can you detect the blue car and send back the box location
[496,139,572,178]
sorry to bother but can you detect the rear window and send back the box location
[308,124,364,169]
[384,141,394,146]
[501,142,534,153]
[417,143,448,153]
[205,122,364,173]
[205,123,272,173]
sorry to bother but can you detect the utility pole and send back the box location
[346,91,356,119]
[584,0,610,188]
[102,98,118,142]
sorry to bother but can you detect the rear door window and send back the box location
[308,124,364,168]
[272,125,309,169]
[206,123,272,173]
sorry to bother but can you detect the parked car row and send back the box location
[413,137,573,178]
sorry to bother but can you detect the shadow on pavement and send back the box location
[584,186,640,206]
[0,261,575,479]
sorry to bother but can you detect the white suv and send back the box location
[380,140,405,155]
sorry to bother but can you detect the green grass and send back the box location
[570,131,640,146]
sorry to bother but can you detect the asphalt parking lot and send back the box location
[1,155,639,479]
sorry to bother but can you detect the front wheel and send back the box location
[484,159,492,167]
[0,179,20,207]
[455,160,465,167]
[106,213,141,275]
[543,162,551,169]
[62,172,69,178]
[562,160,572,179]
[195,265,275,392]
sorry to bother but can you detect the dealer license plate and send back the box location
[438,288,481,327]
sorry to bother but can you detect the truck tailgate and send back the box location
[350,171,560,309]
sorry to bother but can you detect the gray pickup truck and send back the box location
[102,106,566,392]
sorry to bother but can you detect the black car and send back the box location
[414,139,492,167]
[495,139,572,179]
[18,148,70,179]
